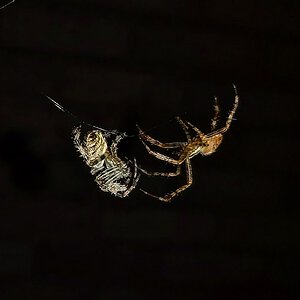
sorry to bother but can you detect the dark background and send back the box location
[0,0,299,299]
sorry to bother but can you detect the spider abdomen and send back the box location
[93,159,132,195]
[84,130,107,166]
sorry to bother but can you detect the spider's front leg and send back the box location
[212,84,239,134]
[211,96,220,131]
[137,125,185,149]
[179,118,206,138]
[224,84,239,130]
[175,117,192,142]
[137,125,186,165]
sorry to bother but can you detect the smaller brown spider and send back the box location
[137,85,239,202]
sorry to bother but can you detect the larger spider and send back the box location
[72,125,140,198]
[137,85,239,202]
[45,95,140,198]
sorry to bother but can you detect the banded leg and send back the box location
[110,132,126,158]
[140,158,192,202]
[139,139,185,165]
[139,164,181,177]
[137,125,185,148]
[175,117,192,142]
[72,125,88,161]
[224,84,239,130]
[211,96,220,131]
[212,84,239,135]
[184,120,206,138]
[121,158,141,197]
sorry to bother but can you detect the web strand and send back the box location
[0,0,15,10]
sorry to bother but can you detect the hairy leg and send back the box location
[139,164,181,177]
[175,117,192,142]
[184,120,206,138]
[110,132,126,158]
[121,158,141,197]
[140,158,192,202]
[211,96,220,131]
[72,125,88,161]
[139,138,185,165]
[210,84,239,135]
[224,84,239,130]
[137,125,185,148]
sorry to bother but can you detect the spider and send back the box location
[45,96,140,198]
[137,84,239,202]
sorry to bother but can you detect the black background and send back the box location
[0,0,299,299]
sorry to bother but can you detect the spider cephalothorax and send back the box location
[72,125,140,198]
[137,85,239,202]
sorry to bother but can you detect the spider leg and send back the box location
[176,117,206,138]
[110,132,126,158]
[184,120,206,138]
[210,84,239,135]
[224,84,239,130]
[139,164,181,177]
[137,125,185,148]
[121,158,141,197]
[211,96,220,131]
[72,125,89,161]
[175,117,192,142]
[140,158,192,202]
[139,138,185,165]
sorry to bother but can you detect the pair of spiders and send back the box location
[46,85,239,202]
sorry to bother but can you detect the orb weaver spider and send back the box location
[72,124,140,198]
[137,84,239,202]
[45,95,140,198]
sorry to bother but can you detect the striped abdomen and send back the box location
[84,130,107,167]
